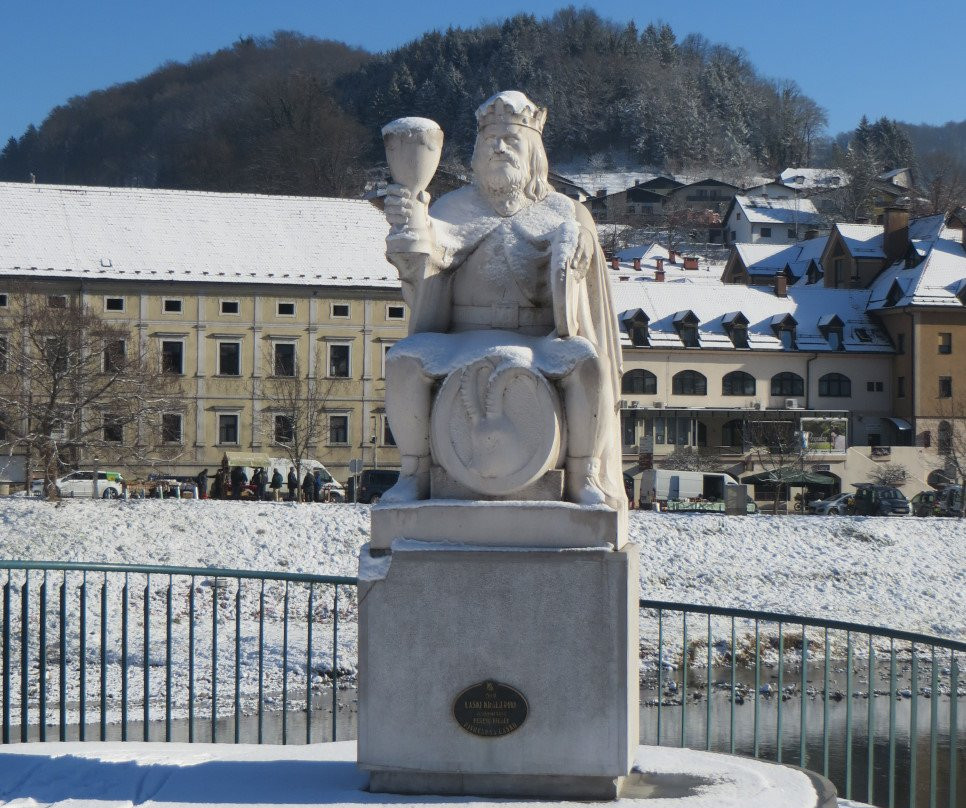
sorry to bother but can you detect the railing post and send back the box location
[332,584,339,743]
[2,575,8,744]
[306,583,314,745]
[21,571,29,742]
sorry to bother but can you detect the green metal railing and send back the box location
[0,561,353,746]
[0,562,963,807]
[644,599,964,808]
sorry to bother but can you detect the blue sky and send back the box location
[1,0,964,146]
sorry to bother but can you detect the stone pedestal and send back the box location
[358,520,638,800]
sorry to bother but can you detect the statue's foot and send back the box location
[379,454,431,503]
[565,456,608,506]
[380,472,429,503]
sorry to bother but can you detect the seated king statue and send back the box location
[380,91,625,513]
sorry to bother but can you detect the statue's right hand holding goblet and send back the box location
[385,184,433,254]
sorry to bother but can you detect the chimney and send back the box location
[610,257,620,270]
[683,256,699,270]
[655,257,664,272]
[596,188,607,198]
[883,205,910,263]
[774,273,787,297]
[804,228,819,240]
[633,258,641,271]
[655,268,665,282]
[668,250,677,264]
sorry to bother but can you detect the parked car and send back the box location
[346,469,399,504]
[31,470,125,499]
[806,492,853,515]
[934,485,964,517]
[849,484,909,517]
[909,490,940,517]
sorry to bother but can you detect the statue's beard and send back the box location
[479,152,527,191]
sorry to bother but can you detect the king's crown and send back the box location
[475,91,547,134]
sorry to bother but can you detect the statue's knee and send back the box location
[386,354,426,384]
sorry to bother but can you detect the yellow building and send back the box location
[0,182,406,483]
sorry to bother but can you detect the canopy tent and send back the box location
[222,451,272,469]
[741,467,835,486]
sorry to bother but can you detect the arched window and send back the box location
[722,371,755,396]
[938,421,953,455]
[672,370,707,395]
[621,369,657,395]
[771,372,804,397]
[818,372,851,397]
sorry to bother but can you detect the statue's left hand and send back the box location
[568,226,595,281]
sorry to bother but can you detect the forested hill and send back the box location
[0,9,905,196]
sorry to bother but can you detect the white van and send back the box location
[635,468,739,505]
[266,457,345,501]
[31,470,126,499]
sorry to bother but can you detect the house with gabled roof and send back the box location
[722,195,824,245]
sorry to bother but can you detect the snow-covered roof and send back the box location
[612,279,892,353]
[0,182,399,289]
[732,195,822,226]
[611,243,726,285]
[733,237,828,281]
[779,167,849,189]
[869,219,966,309]
[835,224,885,258]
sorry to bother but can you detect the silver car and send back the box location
[806,492,852,515]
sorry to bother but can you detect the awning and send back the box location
[886,417,912,431]
[222,451,272,468]
[742,467,836,486]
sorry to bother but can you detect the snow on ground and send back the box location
[0,499,963,726]
[0,741,839,808]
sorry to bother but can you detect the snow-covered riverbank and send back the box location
[0,499,962,725]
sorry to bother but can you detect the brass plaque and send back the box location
[453,680,528,737]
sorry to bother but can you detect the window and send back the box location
[387,305,405,320]
[866,381,884,392]
[48,295,67,309]
[102,414,123,443]
[938,421,953,456]
[897,376,905,398]
[621,413,637,446]
[273,343,296,377]
[220,300,240,315]
[0,294,7,307]
[45,337,69,374]
[103,339,125,372]
[760,227,772,238]
[328,344,350,378]
[381,343,394,378]
[163,298,182,314]
[729,324,749,349]
[218,341,241,376]
[827,327,844,350]
[896,333,905,354]
[625,311,649,347]
[722,371,755,396]
[672,370,707,396]
[771,372,804,397]
[819,372,851,397]
[787,228,796,239]
[218,414,239,445]
[105,297,125,312]
[329,414,349,444]
[621,369,657,395]
[383,418,396,446]
[161,413,183,444]
[722,418,745,449]
[779,328,795,350]
[672,311,700,347]
[332,303,350,318]
[274,414,294,444]
[277,301,296,317]
[161,340,184,375]
[0,336,7,373]
[939,376,952,398]
[939,332,952,354]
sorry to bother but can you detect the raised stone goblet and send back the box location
[382,117,443,255]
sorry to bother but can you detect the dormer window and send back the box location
[818,314,845,351]
[623,310,650,347]
[886,280,904,307]
[771,314,797,350]
[805,260,823,285]
[722,311,750,349]
[672,310,700,348]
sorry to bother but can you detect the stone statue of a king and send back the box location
[381,90,625,512]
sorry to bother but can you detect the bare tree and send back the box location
[918,150,966,215]
[742,416,812,514]
[0,293,184,493]
[935,398,966,518]
[259,345,334,501]
[658,447,723,472]
[869,463,909,487]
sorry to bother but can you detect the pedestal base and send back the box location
[358,540,638,799]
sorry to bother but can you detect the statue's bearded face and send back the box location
[473,123,532,198]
